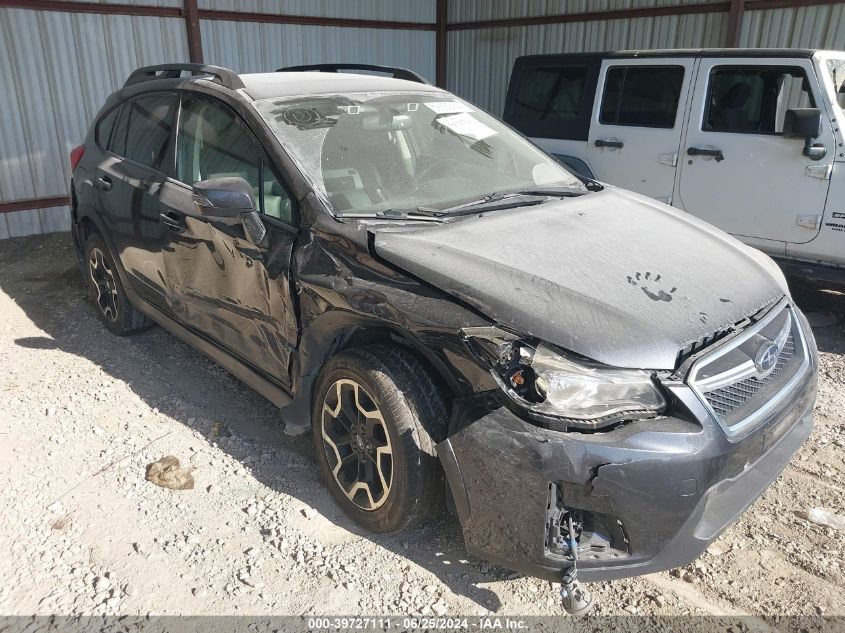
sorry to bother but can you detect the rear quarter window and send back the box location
[95,106,120,149]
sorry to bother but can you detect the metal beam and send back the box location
[726,0,747,47]
[445,0,845,31]
[436,0,448,87]
[197,9,436,31]
[0,196,70,214]
[746,0,845,9]
[0,0,182,17]
[183,0,203,64]
[447,2,731,31]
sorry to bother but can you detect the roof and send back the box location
[239,71,443,101]
[515,48,819,64]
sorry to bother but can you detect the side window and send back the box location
[176,95,294,224]
[109,104,129,156]
[124,95,177,171]
[600,66,684,128]
[513,65,589,124]
[705,66,815,134]
[96,106,120,149]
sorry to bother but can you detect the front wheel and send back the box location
[312,345,446,533]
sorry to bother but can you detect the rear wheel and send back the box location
[84,233,150,335]
[312,345,446,533]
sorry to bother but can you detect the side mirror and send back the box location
[192,177,267,245]
[783,108,826,161]
[783,108,822,139]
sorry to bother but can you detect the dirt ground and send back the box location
[0,232,843,621]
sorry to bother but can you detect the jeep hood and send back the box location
[370,188,786,370]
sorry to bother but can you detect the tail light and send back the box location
[70,145,85,171]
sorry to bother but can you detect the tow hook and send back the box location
[559,514,594,615]
[560,570,593,615]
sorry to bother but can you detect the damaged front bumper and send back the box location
[437,354,816,583]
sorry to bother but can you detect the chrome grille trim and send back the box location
[687,298,810,440]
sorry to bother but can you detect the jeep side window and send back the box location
[124,95,177,172]
[176,95,293,224]
[600,66,684,128]
[704,66,815,134]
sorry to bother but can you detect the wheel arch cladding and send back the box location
[280,314,465,436]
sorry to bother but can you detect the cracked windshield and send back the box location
[254,92,584,216]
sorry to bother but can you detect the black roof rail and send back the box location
[124,63,245,90]
[276,63,431,86]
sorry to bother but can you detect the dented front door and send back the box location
[158,181,298,384]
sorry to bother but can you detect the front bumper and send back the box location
[437,351,816,583]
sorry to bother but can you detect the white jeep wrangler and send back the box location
[504,48,845,284]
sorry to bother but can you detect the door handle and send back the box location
[687,147,725,162]
[159,211,185,232]
[594,139,624,149]
[97,175,112,191]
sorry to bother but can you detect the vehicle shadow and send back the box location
[1,232,505,612]
[786,277,845,355]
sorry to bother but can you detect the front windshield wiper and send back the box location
[339,208,445,222]
[435,193,549,216]
[511,185,590,197]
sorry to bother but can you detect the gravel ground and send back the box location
[0,232,843,620]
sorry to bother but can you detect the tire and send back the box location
[312,345,446,533]
[84,233,150,336]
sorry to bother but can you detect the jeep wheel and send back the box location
[85,233,150,335]
[312,346,446,533]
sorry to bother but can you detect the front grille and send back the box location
[687,301,808,438]
[704,331,795,421]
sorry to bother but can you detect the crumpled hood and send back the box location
[371,187,786,370]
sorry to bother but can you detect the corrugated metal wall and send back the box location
[0,0,434,239]
[740,3,845,49]
[0,8,188,238]
[201,22,435,78]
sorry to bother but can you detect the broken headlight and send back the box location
[462,326,666,430]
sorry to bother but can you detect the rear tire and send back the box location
[312,345,446,533]
[84,233,150,336]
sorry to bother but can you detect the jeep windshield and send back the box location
[253,92,586,217]
[826,58,845,114]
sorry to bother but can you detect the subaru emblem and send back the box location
[754,342,779,374]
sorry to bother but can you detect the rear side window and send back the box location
[704,66,814,134]
[96,107,119,149]
[600,66,684,128]
[505,61,597,141]
[512,66,589,124]
[124,95,177,171]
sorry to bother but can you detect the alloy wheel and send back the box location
[321,379,393,511]
[88,247,119,322]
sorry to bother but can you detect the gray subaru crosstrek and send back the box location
[69,63,818,602]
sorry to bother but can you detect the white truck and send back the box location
[504,48,845,284]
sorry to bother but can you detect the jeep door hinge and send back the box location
[658,152,678,167]
[796,215,822,230]
[805,164,832,180]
